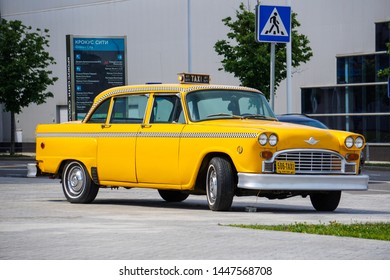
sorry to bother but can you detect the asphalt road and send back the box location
[0,160,389,260]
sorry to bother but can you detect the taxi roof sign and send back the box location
[178,73,210,84]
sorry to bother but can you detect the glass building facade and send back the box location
[301,21,390,147]
[302,83,389,143]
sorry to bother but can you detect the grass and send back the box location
[229,221,390,241]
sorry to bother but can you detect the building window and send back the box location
[337,53,389,84]
[375,21,390,52]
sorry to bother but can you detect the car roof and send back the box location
[277,114,311,121]
[94,83,261,101]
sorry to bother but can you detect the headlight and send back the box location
[355,136,364,148]
[258,133,268,146]
[269,134,278,146]
[345,136,354,148]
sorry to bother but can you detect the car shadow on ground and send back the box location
[48,197,390,215]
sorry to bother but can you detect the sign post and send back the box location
[270,43,276,110]
[256,5,291,111]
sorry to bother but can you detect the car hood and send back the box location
[193,119,348,151]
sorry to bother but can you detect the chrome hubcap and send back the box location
[67,166,85,196]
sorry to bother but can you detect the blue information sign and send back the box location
[66,35,127,120]
[256,5,291,43]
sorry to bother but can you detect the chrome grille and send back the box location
[263,149,356,174]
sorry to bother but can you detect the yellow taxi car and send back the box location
[35,73,369,211]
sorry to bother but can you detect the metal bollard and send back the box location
[27,163,37,178]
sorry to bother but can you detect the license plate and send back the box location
[276,161,296,174]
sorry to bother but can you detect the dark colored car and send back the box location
[277,114,328,129]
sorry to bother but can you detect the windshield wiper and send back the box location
[242,114,276,120]
[207,113,242,119]
[206,113,276,121]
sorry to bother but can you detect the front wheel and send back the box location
[62,161,99,203]
[206,157,234,211]
[310,191,341,211]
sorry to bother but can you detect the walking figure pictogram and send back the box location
[265,12,284,35]
[257,5,291,43]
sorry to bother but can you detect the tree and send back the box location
[214,3,313,100]
[378,42,390,78]
[0,19,58,154]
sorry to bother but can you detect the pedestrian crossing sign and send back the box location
[256,5,291,43]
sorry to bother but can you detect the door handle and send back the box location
[141,124,152,128]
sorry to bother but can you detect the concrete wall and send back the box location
[1,0,389,143]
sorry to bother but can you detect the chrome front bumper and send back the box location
[237,173,369,191]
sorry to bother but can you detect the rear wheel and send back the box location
[158,190,189,202]
[62,161,99,203]
[206,157,234,211]
[310,191,341,211]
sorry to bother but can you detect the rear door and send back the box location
[135,93,185,186]
[96,93,149,183]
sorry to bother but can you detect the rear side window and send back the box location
[110,95,148,124]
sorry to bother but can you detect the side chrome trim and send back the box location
[237,173,369,191]
[36,132,258,139]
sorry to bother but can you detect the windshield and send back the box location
[186,90,276,122]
